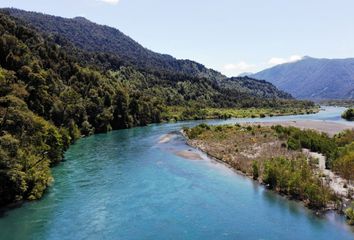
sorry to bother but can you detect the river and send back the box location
[0,107,353,240]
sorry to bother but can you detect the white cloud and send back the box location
[100,0,120,5]
[289,55,302,62]
[268,57,287,65]
[221,55,303,77]
[222,61,257,76]
[268,55,303,66]
[223,62,255,72]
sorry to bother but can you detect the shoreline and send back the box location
[180,130,333,215]
[247,120,353,137]
[163,106,320,122]
[180,120,354,216]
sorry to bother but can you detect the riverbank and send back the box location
[182,121,354,216]
[248,120,353,137]
[302,149,354,201]
[163,106,320,121]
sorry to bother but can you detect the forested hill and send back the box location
[220,77,291,99]
[2,8,224,81]
[0,8,294,101]
[0,11,315,207]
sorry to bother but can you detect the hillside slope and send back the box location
[250,57,354,99]
[1,8,295,100]
[2,8,224,81]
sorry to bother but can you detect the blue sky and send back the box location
[1,0,354,76]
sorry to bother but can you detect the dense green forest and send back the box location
[0,11,315,207]
[2,8,224,80]
[0,8,302,101]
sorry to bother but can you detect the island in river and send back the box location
[183,119,354,223]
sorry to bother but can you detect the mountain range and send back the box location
[250,57,354,99]
[3,8,224,81]
[1,8,295,100]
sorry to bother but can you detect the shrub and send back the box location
[335,129,354,147]
[287,137,301,150]
[342,108,354,121]
[185,124,211,139]
[252,161,259,180]
[345,203,354,225]
[332,143,354,181]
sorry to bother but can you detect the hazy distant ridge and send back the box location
[250,57,354,99]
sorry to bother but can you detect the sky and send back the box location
[1,0,354,76]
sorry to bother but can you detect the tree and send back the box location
[252,161,259,180]
[342,108,354,121]
[345,203,354,225]
[112,85,131,129]
[332,143,354,181]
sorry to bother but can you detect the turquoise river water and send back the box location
[0,107,353,240]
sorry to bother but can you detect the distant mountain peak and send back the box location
[237,72,254,77]
[73,16,90,22]
[302,55,313,60]
[250,57,354,99]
